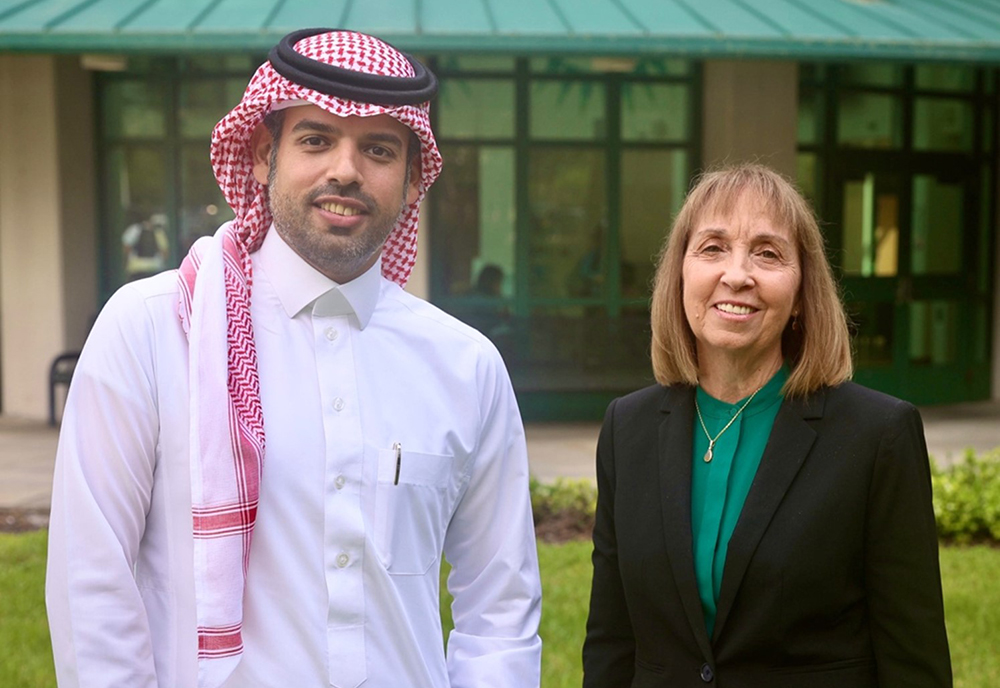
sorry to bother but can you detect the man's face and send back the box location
[252,105,421,283]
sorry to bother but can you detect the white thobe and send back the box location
[46,227,542,687]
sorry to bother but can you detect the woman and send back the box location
[583,163,951,687]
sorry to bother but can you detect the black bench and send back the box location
[49,352,81,426]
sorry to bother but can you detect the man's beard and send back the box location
[267,178,408,282]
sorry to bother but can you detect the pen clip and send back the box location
[392,442,401,485]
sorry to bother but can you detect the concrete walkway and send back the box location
[2,400,999,511]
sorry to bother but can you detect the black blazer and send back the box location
[583,382,951,688]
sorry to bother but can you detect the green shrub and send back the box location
[931,448,1000,544]
[529,477,597,542]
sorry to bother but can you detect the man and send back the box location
[46,29,541,688]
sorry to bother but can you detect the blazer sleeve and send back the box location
[865,401,952,688]
[582,398,636,688]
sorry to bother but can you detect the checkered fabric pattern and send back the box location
[176,30,441,687]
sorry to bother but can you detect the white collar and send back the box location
[256,225,381,330]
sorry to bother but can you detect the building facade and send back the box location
[1,0,998,420]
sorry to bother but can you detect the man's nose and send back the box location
[325,145,364,187]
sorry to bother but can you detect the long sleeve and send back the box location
[442,344,542,688]
[45,285,161,688]
[865,402,952,687]
[582,398,636,687]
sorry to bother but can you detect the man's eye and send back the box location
[302,136,327,147]
[368,145,393,158]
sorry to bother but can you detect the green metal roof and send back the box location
[3,0,1000,62]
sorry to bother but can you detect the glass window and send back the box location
[438,79,515,139]
[528,148,606,298]
[908,301,958,366]
[847,301,894,366]
[841,173,899,277]
[531,57,597,74]
[530,80,606,140]
[179,79,248,138]
[180,144,234,253]
[795,152,819,206]
[103,81,168,138]
[183,55,257,73]
[434,145,516,298]
[797,89,822,145]
[983,107,994,153]
[107,145,171,282]
[621,83,688,142]
[980,168,993,294]
[837,92,902,149]
[913,98,973,152]
[839,64,903,88]
[620,149,687,299]
[911,175,964,275]
[915,65,975,92]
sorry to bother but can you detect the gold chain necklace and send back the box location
[695,385,763,463]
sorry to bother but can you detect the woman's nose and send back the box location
[720,251,755,290]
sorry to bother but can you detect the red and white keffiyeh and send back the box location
[176,30,442,686]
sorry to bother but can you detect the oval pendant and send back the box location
[703,447,713,463]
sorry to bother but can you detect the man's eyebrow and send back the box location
[289,119,339,135]
[288,120,404,149]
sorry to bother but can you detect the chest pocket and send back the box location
[374,446,468,575]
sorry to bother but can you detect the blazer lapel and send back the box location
[712,390,825,641]
[658,386,715,662]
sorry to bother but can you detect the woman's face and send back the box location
[682,198,802,370]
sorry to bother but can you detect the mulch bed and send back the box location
[0,507,50,533]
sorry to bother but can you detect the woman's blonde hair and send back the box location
[650,162,852,397]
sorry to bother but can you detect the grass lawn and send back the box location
[4,531,998,687]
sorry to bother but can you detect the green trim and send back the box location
[7,33,1000,63]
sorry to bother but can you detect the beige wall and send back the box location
[0,55,96,419]
[701,60,798,178]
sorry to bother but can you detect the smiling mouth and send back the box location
[716,303,756,315]
[319,202,362,217]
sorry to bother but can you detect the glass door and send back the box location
[830,159,984,404]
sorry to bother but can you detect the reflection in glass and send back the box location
[180,145,234,254]
[837,92,902,149]
[530,81,606,140]
[839,64,902,88]
[528,148,606,298]
[911,176,963,275]
[797,89,821,145]
[434,145,516,298]
[913,99,973,152]
[438,55,515,72]
[107,145,170,283]
[909,301,957,366]
[438,79,515,139]
[621,83,688,142]
[796,153,818,205]
[180,79,248,138]
[915,65,975,92]
[841,174,898,277]
[621,150,686,299]
[848,301,894,366]
[103,81,167,138]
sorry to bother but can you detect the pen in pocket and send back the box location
[392,442,401,485]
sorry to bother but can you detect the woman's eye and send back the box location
[758,248,780,260]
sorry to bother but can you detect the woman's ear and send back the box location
[251,123,274,186]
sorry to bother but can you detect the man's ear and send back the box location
[251,123,273,186]
[405,153,420,206]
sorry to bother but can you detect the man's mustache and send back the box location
[308,183,376,212]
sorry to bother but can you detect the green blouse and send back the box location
[690,366,788,638]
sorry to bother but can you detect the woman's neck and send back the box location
[697,350,783,404]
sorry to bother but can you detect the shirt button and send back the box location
[336,552,350,568]
[324,327,339,342]
[700,663,714,682]
[334,475,346,490]
[333,397,345,411]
